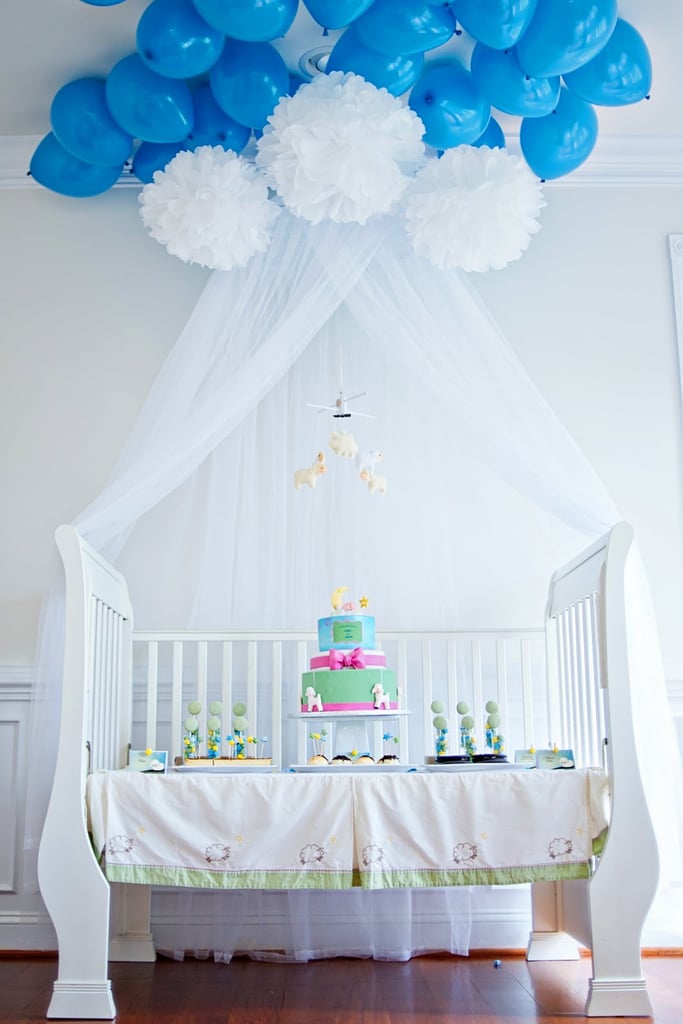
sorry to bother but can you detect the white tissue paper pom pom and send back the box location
[256,71,426,226]
[404,146,545,273]
[138,146,279,271]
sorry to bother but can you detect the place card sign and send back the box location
[535,749,575,770]
[513,749,538,768]
[127,750,168,773]
[514,749,576,769]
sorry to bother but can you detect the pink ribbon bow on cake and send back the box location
[329,648,365,670]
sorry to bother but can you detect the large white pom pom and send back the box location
[256,71,426,226]
[404,146,545,273]
[138,146,280,271]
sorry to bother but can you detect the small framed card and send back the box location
[535,748,575,770]
[514,749,538,768]
[127,749,168,773]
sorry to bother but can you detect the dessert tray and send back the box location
[288,763,420,774]
[174,763,279,774]
[424,761,528,773]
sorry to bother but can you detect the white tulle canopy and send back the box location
[28,208,682,958]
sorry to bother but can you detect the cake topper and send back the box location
[331,585,349,612]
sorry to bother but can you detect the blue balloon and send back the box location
[288,73,308,95]
[209,39,289,130]
[50,78,133,167]
[354,0,456,56]
[327,27,424,96]
[132,140,187,183]
[471,116,506,149]
[564,19,652,107]
[303,0,375,30]
[520,86,598,179]
[516,0,618,78]
[191,0,298,42]
[30,133,124,197]
[451,0,538,50]
[186,86,252,151]
[137,0,225,80]
[409,65,490,149]
[106,54,194,143]
[470,42,560,118]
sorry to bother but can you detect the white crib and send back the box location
[37,520,658,1019]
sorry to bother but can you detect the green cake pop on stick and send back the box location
[456,701,476,758]
[431,699,448,756]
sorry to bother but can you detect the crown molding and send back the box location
[1,133,682,192]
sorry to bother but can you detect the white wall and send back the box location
[2,182,683,676]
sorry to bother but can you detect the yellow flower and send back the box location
[145,748,152,757]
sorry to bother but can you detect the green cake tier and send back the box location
[301,668,397,711]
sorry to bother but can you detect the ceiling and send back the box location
[0,0,681,173]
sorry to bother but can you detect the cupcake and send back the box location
[307,754,329,766]
[355,755,375,765]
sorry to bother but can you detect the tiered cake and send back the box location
[301,591,397,712]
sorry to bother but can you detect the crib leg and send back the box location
[38,810,115,1018]
[109,883,156,962]
[583,865,655,1016]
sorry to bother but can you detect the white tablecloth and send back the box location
[86,767,608,890]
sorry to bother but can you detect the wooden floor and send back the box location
[1,953,681,1024]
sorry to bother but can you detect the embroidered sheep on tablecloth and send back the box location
[299,843,325,865]
[107,835,135,856]
[548,837,573,859]
[362,844,384,866]
[205,843,231,865]
[452,842,478,865]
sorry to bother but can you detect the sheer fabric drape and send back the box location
[27,211,683,955]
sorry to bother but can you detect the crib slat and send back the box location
[520,639,534,750]
[247,641,258,746]
[171,641,183,763]
[471,638,484,754]
[197,642,208,749]
[271,641,282,769]
[421,639,433,757]
[145,641,159,753]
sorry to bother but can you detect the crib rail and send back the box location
[131,628,548,767]
[545,532,614,772]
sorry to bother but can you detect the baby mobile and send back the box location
[294,358,387,496]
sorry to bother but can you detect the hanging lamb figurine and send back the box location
[329,430,358,458]
[294,451,326,490]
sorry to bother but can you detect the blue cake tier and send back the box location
[317,614,376,651]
